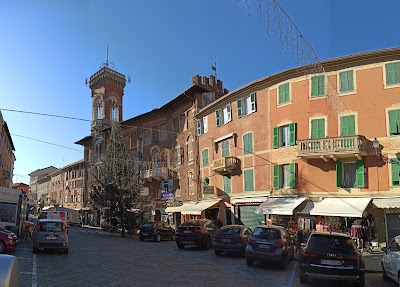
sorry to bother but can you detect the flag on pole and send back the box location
[211,65,216,71]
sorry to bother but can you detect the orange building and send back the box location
[196,47,400,247]
[12,182,30,193]
[0,111,15,188]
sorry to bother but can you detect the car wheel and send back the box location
[0,241,5,254]
[177,243,185,249]
[63,248,69,254]
[246,258,254,266]
[299,274,308,284]
[382,264,389,281]
[139,236,144,241]
[156,234,161,242]
[204,237,212,250]
[214,250,222,256]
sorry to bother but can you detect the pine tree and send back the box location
[97,121,143,237]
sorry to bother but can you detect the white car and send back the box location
[382,235,400,285]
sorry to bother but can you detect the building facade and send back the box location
[196,47,400,246]
[49,169,63,207]
[12,182,30,194]
[62,159,85,211]
[0,111,15,188]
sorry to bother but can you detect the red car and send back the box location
[0,227,18,253]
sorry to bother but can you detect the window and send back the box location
[340,115,356,136]
[385,62,400,86]
[310,118,325,139]
[216,103,232,126]
[160,124,168,141]
[151,126,159,143]
[273,123,296,148]
[391,159,400,186]
[223,176,231,193]
[243,133,253,155]
[336,160,364,188]
[244,169,254,192]
[221,140,230,157]
[311,75,325,97]
[237,92,256,118]
[389,110,400,136]
[202,149,209,167]
[188,172,194,195]
[339,70,354,93]
[196,116,208,135]
[173,141,180,165]
[111,103,118,121]
[273,163,296,189]
[179,114,186,132]
[186,136,193,162]
[278,83,290,105]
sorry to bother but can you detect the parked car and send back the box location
[139,222,175,242]
[175,219,218,250]
[300,231,364,287]
[245,225,294,269]
[0,227,18,254]
[33,219,69,254]
[212,225,252,256]
[382,234,400,285]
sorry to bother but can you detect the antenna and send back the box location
[101,45,115,69]
[211,57,217,80]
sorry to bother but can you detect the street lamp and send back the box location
[373,138,389,162]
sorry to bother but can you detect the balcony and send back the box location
[212,157,241,175]
[140,161,169,181]
[297,135,370,161]
[91,118,111,129]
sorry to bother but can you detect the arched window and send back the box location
[112,102,118,121]
[94,97,103,119]
[186,136,193,162]
[188,172,194,195]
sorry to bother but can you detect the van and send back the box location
[40,211,69,232]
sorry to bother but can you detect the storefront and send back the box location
[230,196,269,231]
[165,202,196,229]
[180,199,223,222]
[256,196,308,235]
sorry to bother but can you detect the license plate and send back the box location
[221,239,231,243]
[321,259,341,266]
[258,244,271,249]
[184,230,192,234]
[46,236,57,240]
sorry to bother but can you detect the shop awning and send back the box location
[230,196,269,205]
[181,200,221,215]
[256,196,308,215]
[372,197,400,209]
[165,203,196,213]
[310,197,371,217]
[298,201,318,215]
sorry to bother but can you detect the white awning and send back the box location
[230,196,269,205]
[256,196,308,215]
[310,197,371,217]
[298,201,318,215]
[181,200,221,215]
[165,203,196,213]
[372,197,400,209]
[42,205,55,211]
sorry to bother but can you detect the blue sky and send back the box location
[1,0,399,183]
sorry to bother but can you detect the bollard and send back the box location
[0,255,20,287]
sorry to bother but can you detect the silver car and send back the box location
[382,235,400,285]
[33,219,69,254]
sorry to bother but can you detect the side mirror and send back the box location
[0,255,20,287]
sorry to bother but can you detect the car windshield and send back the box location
[307,235,356,252]
[39,222,63,232]
[218,227,241,234]
[252,228,281,239]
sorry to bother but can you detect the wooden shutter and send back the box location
[336,160,342,187]
[289,162,296,188]
[273,165,280,189]
[389,110,399,135]
[243,133,253,155]
[289,123,296,145]
[311,119,318,139]
[311,76,318,97]
[356,160,365,188]
[250,92,256,112]
[348,115,356,136]
[340,71,347,93]
[347,70,354,92]
[215,109,221,127]
[196,120,201,135]
[226,103,232,122]
[237,99,243,118]
[273,127,279,149]
[223,176,231,193]
[319,75,325,96]
[244,169,253,191]
[391,159,400,185]
[202,149,208,167]
[203,117,208,133]
[386,63,396,85]
[222,140,229,157]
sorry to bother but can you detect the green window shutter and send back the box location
[349,115,355,136]
[336,160,342,187]
[237,99,243,118]
[244,169,254,192]
[311,119,318,139]
[223,176,231,193]
[289,123,296,145]
[289,162,296,188]
[395,62,400,84]
[202,149,209,167]
[356,160,365,188]
[389,110,400,135]
[273,165,280,189]
[243,133,253,155]
[273,127,279,149]
[311,76,318,97]
[222,140,229,157]
[319,75,325,96]
[311,76,325,97]
[196,120,201,135]
[340,115,355,136]
[279,83,289,104]
[250,92,256,112]
[386,62,400,86]
[339,71,347,93]
[316,118,325,138]
[215,110,221,127]
[347,70,354,92]
[278,85,283,104]
[391,159,400,185]
[285,83,290,102]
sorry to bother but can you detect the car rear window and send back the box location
[142,223,155,228]
[307,234,356,252]
[253,227,281,239]
[218,227,241,234]
[39,222,64,232]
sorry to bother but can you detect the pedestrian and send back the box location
[296,229,304,256]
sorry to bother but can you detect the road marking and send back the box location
[286,261,297,287]
[32,254,37,287]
